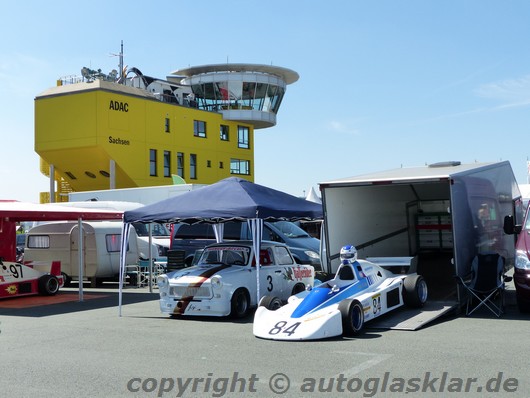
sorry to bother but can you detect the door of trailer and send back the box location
[69,224,98,280]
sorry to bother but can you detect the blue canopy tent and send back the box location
[118,177,323,315]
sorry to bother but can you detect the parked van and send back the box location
[514,205,530,312]
[23,221,168,285]
[170,220,321,269]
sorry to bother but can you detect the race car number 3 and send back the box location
[268,321,301,336]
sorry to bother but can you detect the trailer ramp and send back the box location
[367,301,457,331]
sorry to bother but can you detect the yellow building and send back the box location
[34,63,298,203]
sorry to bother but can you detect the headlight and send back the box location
[515,250,530,270]
[211,276,223,289]
[304,250,320,259]
[157,275,169,288]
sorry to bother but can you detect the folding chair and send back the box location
[456,253,512,317]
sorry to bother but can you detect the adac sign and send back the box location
[109,100,129,112]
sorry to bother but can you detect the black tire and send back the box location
[339,299,364,336]
[291,283,305,296]
[61,272,72,287]
[259,295,283,310]
[403,274,428,308]
[38,275,60,296]
[230,288,250,318]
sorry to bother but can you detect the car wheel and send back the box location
[38,275,60,296]
[259,295,283,310]
[61,272,72,287]
[403,274,428,308]
[230,288,250,318]
[339,299,364,336]
[291,283,305,295]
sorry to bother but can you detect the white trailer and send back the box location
[23,221,141,285]
[319,161,523,312]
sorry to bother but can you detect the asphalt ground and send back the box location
[1,277,529,398]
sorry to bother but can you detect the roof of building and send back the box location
[169,63,299,85]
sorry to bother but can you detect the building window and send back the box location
[238,126,249,149]
[190,154,197,179]
[219,161,224,169]
[220,124,229,141]
[194,120,206,138]
[150,149,157,176]
[165,117,170,133]
[207,160,211,168]
[177,152,184,178]
[230,159,250,175]
[163,151,171,177]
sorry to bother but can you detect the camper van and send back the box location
[319,161,523,317]
[23,221,168,285]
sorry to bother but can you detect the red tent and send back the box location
[0,200,123,261]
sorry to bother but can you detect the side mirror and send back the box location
[503,215,522,235]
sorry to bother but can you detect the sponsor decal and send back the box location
[292,267,312,281]
[5,285,17,295]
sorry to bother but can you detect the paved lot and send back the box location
[1,281,529,398]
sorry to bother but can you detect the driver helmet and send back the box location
[340,245,358,263]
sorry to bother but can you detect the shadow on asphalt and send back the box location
[0,289,159,318]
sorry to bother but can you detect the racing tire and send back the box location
[339,299,364,336]
[61,273,72,287]
[259,295,283,311]
[230,288,250,319]
[291,283,305,296]
[403,274,428,308]
[38,275,60,296]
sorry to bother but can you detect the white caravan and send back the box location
[23,221,144,285]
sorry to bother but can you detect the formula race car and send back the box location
[157,241,315,318]
[253,245,428,340]
[0,259,64,299]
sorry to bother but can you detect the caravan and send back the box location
[23,221,168,285]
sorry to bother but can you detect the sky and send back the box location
[2,0,530,203]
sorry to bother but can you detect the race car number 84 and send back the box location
[268,321,301,336]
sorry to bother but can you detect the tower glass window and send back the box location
[230,159,250,175]
[177,152,184,178]
[194,120,206,138]
[220,124,229,141]
[163,151,171,177]
[190,154,197,179]
[238,126,249,149]
[149,149,157,176]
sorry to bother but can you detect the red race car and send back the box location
[0,260,64,299]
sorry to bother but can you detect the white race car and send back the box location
[0,260,64,299]
[253,245,428,340]
[157,240,315,318]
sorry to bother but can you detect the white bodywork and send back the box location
[158,241,315,317]
[253,259,424,340]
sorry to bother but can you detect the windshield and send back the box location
[271,221,310,238]
[199,246,251,266]
[133,222,170,237]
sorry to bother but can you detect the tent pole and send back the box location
[78,217,84,302]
